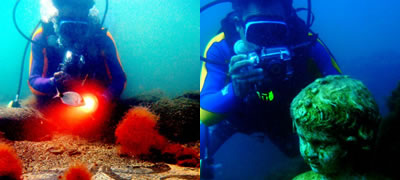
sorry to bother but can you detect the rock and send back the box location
[152,91,200,143]
[48,146,65,155]
[0,107,52,140]
[68,149,81,156]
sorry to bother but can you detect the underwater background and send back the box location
[201,0,400,179]
[0,0,199,106]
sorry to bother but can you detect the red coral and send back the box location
[0,143,23,180]
[114,106,199,167]
[162,143,183,156]
[177,158,200,167]
[115,107,167,156]
[63,164,92,180]
[162,143,200,167]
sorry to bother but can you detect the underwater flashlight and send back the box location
[78,93,99,113]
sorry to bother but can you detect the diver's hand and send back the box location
[53,71,73,88]
[229,54,264,98]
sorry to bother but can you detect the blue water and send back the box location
[0,0,199,106]
[201,0,400,179]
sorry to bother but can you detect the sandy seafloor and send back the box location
[0,134,199,180]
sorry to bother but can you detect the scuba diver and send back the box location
[200,0,342,178]
[0,0,126,139]
[29,0,126,107]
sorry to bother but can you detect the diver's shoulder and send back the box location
[208,32,227,42]
[93,28,116,44]
[208,32,228,45]
[206,33,228,48]
[95,27,111,38]
[32,27,44,40]
[204,32,231,57]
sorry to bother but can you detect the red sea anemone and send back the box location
[0,143,23,180]
[115,106,199,167]
[162,144,200,167]
[115,106,167,156]
[63,164,92,180]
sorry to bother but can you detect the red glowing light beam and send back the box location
[79,94,99,113]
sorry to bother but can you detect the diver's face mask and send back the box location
[55,19,91,51]
[58,20,90,40]
[243,16,289,47]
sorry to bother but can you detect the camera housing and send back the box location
[59,50,86,77]
[249,46,293,82]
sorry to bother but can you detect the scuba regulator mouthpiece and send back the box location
[234,40,253,55]
[47,35,58,47]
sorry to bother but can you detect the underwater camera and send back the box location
[248,47,293,81]
[242,18,294,82]
[59,50,85,77]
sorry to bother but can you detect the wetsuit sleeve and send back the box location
[102,32,127,100]
[200,33,240,126]
[28,29,57,96]
[309,37,342,76]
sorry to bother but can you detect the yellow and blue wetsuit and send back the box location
[200,32,342,159]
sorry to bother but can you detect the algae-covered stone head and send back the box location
[290,75,380,178]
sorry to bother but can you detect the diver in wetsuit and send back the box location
[0,0,126,140]
[200,0,342,177]
[29,0,126,106]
